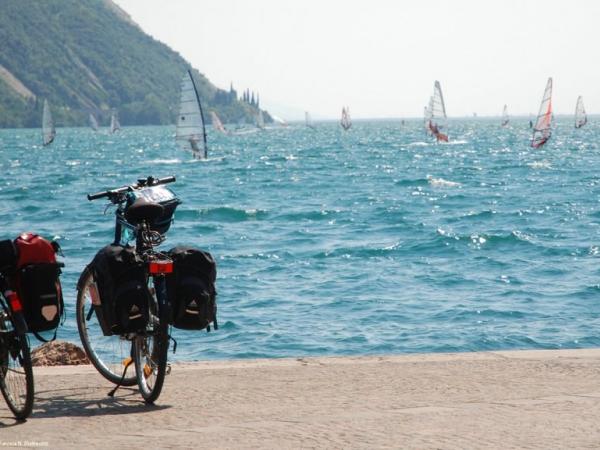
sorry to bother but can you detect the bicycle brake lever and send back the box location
[103,203,116,216]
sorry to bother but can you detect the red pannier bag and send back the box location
[11,233,64,340]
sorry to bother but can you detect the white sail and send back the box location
[501,104,509,127]
[305,111,315,129]
[256,110,265,129]
[110,111,120,134]
[176,70,208,158]
[340,106,351,130]
[430,81,447,132]
[272,114,288,127]
[210,111,226,133]
[531,77,553,148]
[575,95,587,128]
[89,113,99,131]
[424,97,433,135]
[425,82,448,141]
[42,99,55,146]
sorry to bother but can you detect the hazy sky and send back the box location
[114,0,600,119]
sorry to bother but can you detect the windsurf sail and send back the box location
[501,104,509,127]
[256,110,265,130]
[272,114,288,127]
[575,95,587,128]
[42,99,55,146]
[305,111,315,129]
[424,97,434,135]
[428,81,448,142]
[531,77,553,148]
[89,113,99,131]
[110,110,120,134]
[210,111,226,133]
[176,70,208,158]
[340,106,351,130]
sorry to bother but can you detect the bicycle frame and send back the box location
[112,202,137,246]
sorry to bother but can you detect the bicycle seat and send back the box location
[125,198,164,224]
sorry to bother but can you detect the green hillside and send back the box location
[0,0,269,128]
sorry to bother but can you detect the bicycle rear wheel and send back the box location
[76,270,136,386]
[0,311,34,420]
[133,314,169,404]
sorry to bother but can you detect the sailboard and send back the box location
[110,110,120,134]
[428,81,448,142]
[305,111,316,129]
[340,106,351,130]
[210,111,227,133]
[531,77,553,148]
[501,104,509,127]
[176,69,208,158]
[575,95,587,128]
[42,99,55,146]
[89,113,99,131]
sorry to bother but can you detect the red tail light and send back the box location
[8,291,22,312]
[149,260,173,274]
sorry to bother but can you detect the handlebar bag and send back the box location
[91,245,151,335]
[11,233,64,338]
[166,246,217,330]
[127,185,180,235]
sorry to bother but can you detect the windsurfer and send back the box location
[189,137,200,153]
[429,121,448,142]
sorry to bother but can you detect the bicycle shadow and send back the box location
[0,416,26,427]
[29,385,171,419]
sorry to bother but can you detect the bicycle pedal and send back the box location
[122,357,132,367]
[143,363,152,379]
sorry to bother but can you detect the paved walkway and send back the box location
[2,349,600,448]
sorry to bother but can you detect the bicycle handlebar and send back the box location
[87,176,176,201]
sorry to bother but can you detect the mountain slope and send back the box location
[0,0,267,127]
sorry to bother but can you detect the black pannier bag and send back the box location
[0,239,17,273]
[127,185,180,234]
[166,246,217,330]
[17,264,63,334]
[90,244,151,335]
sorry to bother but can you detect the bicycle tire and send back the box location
[0,313,34,420]
[76,270,136,386]
[133,294,169,404]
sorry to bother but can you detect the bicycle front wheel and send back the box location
[133,320,168,404]
[76,270,136,386]
[0,312,34,420]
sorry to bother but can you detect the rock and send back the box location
[30,340,90,366]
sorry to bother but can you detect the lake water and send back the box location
[1,118,599,360]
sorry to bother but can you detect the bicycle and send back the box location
[0,275,34,420]
[76,175,179,403]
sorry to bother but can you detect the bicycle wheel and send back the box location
[76,270,136,386]
[133,306,169,404]
[0,311,34,420]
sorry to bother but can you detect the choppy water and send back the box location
[1,118,600,360]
